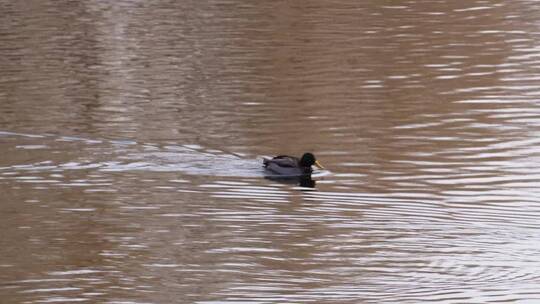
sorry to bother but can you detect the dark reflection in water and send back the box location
[2,0,540,303]
[265,175,317,188]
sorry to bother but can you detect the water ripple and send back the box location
[3,0,540,303]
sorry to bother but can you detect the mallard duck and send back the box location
[263,153,324,176]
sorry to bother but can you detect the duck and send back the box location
[263,152,324,177]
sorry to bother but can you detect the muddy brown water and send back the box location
[2,1,540,303]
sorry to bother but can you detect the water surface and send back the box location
[2,1,540,303]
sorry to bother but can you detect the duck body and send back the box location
[263,155,311,176]
[263,153,323,177]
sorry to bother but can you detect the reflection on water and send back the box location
[2,0,540,303]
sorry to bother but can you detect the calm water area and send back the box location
[2,1,540,303]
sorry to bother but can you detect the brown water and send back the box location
[2,1,540,303]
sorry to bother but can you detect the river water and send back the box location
[2,1,540,303]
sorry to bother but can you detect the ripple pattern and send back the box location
[2,0,540,303]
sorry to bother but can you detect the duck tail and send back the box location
[262,157,271,167]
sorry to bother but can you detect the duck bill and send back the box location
[314,160,325,170]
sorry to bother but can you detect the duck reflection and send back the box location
[264,174,316,188]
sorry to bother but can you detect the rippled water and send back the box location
[2,1,540,303]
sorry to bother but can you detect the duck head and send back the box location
[299,153,324,169]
